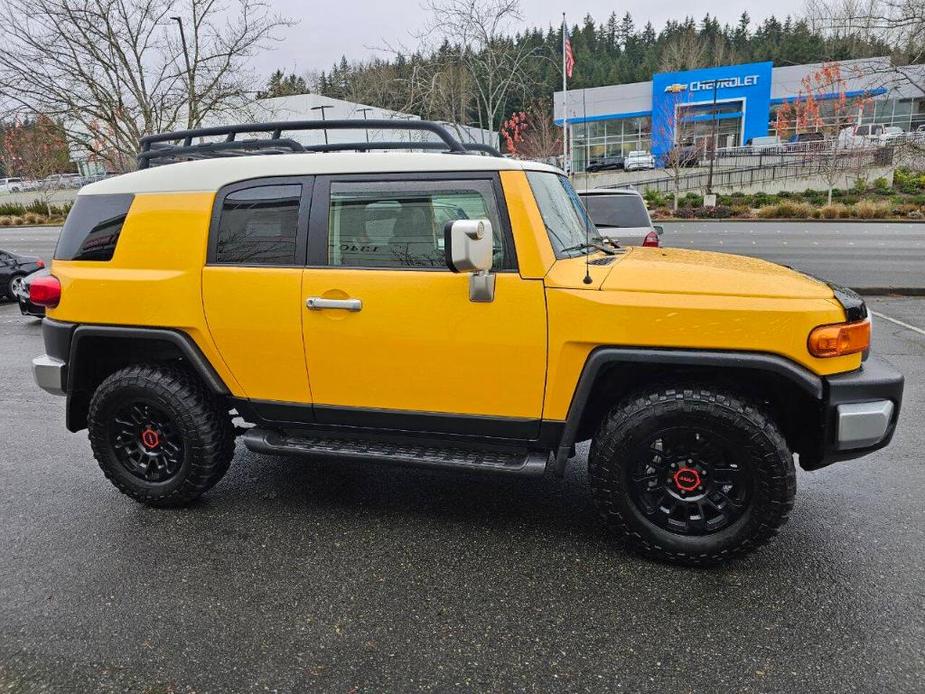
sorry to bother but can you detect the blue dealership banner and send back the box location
[651,61,773,161]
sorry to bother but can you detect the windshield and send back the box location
[526,171,600,257]
[581,194,651,228]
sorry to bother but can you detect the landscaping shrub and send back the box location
[0,203,26,216]
[819,203,851,219]
[851,200,892,219]
[730,204,751,218]
[893,203,920,217]
[643,189,666,208]
[756,201,815,218]
[674,206,695,219]
[0,216,13,226]
[873,177,890,192]
[692,205,733,219]
[894,168,925,194]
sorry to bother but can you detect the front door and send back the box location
[300,174,547,438]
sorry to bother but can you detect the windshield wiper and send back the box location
[560,240,617,256]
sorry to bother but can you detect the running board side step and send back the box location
[243,428,548,477]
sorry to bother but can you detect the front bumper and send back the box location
[815,355,904,467]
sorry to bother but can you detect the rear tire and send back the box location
[88,364,234,507]
[589,385,795,566]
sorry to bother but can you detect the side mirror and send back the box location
[444,219,495,302]
[652,224,664,235]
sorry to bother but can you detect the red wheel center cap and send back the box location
[673,467,701,492]
[141,428,160,449]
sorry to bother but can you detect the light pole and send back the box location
[170,16,194,126]
[706,79,719,195]
[358,107,373,143]
[310,104,333,145]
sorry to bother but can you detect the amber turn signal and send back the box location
[808,319,871,358]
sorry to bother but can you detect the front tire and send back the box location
[589,385,795,566]
[88,364,234,507]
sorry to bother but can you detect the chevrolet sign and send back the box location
[664,75,760,93]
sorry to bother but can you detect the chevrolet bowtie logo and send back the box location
[664,83,687,93]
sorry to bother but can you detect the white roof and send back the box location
[82,153,561,196]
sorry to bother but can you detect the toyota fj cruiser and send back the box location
[31,120,903,565]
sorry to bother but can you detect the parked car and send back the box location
[0,177,24,193]
[14,267,48,318]
[41,173,83,189]
[30,118,903,566]
[838,124,888,148]
[0,249,45,299]
[586,156,625,173]
[579,189,662,247]
[623,150,655,171]
[787,132,825,152]
[746,136,784,154]
[881,126,906,144]
[668,142,701,167]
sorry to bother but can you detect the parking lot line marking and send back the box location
[872,310,925,337]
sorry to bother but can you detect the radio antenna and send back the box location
[582,192,593,285]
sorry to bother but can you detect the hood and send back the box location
[599,247,834,299]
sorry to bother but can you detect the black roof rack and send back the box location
[137,119,501,168]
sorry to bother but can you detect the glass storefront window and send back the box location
[569,115,654,172]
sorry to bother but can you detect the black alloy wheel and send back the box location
[110,402,184,483]
[627,426,752,535]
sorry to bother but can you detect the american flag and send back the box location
[564,23,575,78]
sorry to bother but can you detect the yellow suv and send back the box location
[30,120,903,565]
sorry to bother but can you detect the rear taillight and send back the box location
[30,275,61,308]
[642,231,660,247]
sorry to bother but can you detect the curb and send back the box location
[853,288,925,296]
[657,218,925,224]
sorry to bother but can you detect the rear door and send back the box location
[202,177,314,404]
[299,173,548,438]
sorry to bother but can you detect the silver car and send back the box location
[579,189,662,247]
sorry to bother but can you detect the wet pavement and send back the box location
[0,297,923,692]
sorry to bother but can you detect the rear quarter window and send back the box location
[54,194,134,261]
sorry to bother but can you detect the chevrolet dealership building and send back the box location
[554,57,925,172]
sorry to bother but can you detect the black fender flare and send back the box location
[551,347,824,476]
[65,323,230,395]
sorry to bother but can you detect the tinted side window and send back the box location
[215,184,301,265]
[326,180,506,270]
[54,193,134,261]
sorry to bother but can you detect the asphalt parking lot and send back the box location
[0,293,923,692]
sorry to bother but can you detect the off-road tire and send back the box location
[88,364,234,507]
[589,385,796,566]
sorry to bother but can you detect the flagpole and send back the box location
[562,12,568,175]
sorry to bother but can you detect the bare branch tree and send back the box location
[416,0,539,143]
[0,0,292,172]
[803,0,925,93]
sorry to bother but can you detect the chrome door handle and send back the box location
[306,297,363,311]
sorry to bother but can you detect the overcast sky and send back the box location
[255,0,807,78]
